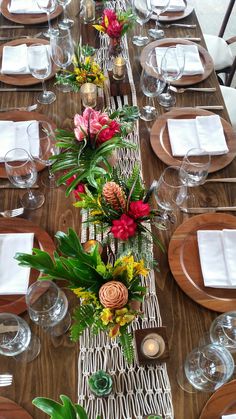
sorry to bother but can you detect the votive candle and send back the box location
[113,56,126,80]
[141,334,160,358]
[80,83,97,108]
[83,0,95,23]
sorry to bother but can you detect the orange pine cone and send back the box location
[102,182,126,211]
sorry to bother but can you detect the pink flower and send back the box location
[97,120,120,144]
[128,201,150,219]
[111,214,137,240]
[66,174,76,186]
[107,20,123,38]
[98,112,110,125]
[73,183,86,200]
[103,9,117,23]
[82,107,100,122]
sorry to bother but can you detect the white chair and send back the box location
[220,85,236,130]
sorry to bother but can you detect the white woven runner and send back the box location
[78,2,174,417]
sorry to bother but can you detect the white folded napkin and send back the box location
[0,120,39,162]
[167,115,228,157]
[0,233,34,295]
[8,0,48,14]
[222,415,236,419]
[1,44,49,75]
[151,0,186,12]
[197,229,236,288]
[155,44,204,76]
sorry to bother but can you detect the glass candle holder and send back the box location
[141,333,165,359]
[113,56,126,80]
[83,0,95,23]
[88,370,113,397]
[80,83,97,108]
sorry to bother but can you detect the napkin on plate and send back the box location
[151,0,186,12]
[222,415,236,419]
[8,0,48,14]
[197,229,236,288]
[0,233,34,295]
[167,115,229,157]
[155,44,204,76]
[1,44,49,75]
[0,120,39,162]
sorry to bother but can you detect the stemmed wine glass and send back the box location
[27,121,58,188]
[148,0,170,39]
[27,43,56,105]
[210,312,236,352]
[26,280,71,337]
[36,0,59,38]
[4,148,45,210]
[0,313,40,363]
[50,29,74,92]
[132,0,152,46]
[158,46,185,107]
[57,0,74,29]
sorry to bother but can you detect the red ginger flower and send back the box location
[73,183,86,200]
[111,214,137,240]
[128,200,150,219]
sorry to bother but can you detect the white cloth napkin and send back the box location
[1,44,49,75]
[151,0,186,11]
[0,233,34,295]
[167,115,229,157]
[197,229,236,288]
[0,120,39,162]
[8,0,48,14]
[222,415,236,419]
[155,44,204,76]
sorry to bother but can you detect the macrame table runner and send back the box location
[78,1,174,417]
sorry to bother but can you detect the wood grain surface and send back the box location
[1,0,62,25]
[0,396,32,418]
[0,2,234,419]
[199,379,236,419]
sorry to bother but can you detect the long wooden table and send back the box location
[0,2,235,418]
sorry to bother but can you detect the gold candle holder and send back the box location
[80,83,97,108]
[113,56,126,80]
[83,0,95,23]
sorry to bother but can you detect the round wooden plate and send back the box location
[0,38,57,86]
[168,213,236,312]
[155,0,194,22]
[199,380,236,419]
[0,397,32,419]
[150,107,236,173]
[140,38,214,86]
[1,0,62,25]
[0,218,55,315]
[0,110,56,178]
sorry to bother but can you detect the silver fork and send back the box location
[170,86,216,93]
[158,22,197,28]
[0,208,24,218]
[0,374,13,387]
[0,104,38,113]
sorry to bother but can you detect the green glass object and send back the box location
[88,370,113,397]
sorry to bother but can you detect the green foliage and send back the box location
[119,330,134,364]
[70,304,96,341]
[32,395,88,419]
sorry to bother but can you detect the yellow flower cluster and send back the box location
[112,254,148,280]
[72,288,98,305]
[73,56,105,88]
[100,307,135,338]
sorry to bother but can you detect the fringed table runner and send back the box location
[78,1,174,417]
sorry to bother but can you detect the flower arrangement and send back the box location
[15,229,149,363]
[51,105,139,194]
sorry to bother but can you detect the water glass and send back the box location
[26,281,71,337]
[0,313,40,362]
[4,148,45,210]
[148,0,170,39]
[57,0,74,29]
[36,0,59,38]
[50,29,74,92]
[210,312,236,352]
[132,0,152,46]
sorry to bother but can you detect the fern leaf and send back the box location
[119,330,134,364]
[70,305,96,341]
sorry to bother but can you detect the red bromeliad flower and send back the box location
[73,183,86,200]
[128,200,150,219]
[111,214,137,240]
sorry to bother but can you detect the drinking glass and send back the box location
[26,281,71,337]
[27,121,58,188]
[177,343,234,393]
[36,0,59,38]
[148,0,170,39]
[210,312,236,353]
[27,43,56,105]
[57,0,74,29]
[50,29,74,92]
[0,313,40,363]
[154,166,187,229]
[132,0,152,46]
[158,46,185,107]
[4,148,45,210]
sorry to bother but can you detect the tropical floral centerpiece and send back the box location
[15,229,149,363]
[51,105,139,194]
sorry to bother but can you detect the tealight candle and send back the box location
[141,333,164,358]
[113,57,126,80]
[83,0,95,23]
[80,83,97,108]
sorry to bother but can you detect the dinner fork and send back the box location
[0,208,24,218]
[0,374,13,387]
[158,22,197,28]
[170,86,216,93]
[0,104,38,113]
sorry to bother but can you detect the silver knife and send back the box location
[184,88,216,92]
[0,183,39,189]
[180,37,201,42]
[180,206,236,214]
[205,178,236,183]
[196,105,224,110]
[0,25,48,29]
[167,24,197,28]
[0,88,43,92]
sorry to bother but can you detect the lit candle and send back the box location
[113,57,126,80]
[141,333,163,358]
[83,0,95,23]
[80,83,97,108]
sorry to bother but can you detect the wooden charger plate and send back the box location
[168,213,236,312]
[0,397,32,419]
[154,0,194,22]
[0,38,57,86]
[140,38,214,86]
[0,218,55,315]
[0,110,56,178]
[199,380,236,419]
[1,0,62,25]
[150,107,236,173]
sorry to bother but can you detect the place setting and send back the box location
[0,0,62,26]
[151,0,194,23]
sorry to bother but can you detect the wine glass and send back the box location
[36,0,59,38]
[27,121,58,188]
[210,312,236,353]
[4,148,45,210]
[177,343,235,393]
[26,281,71,337]
[148,0,170,39]
[158,46,185,108]
[132,0,152,46]
[27,43,56,105]
[154,166,187,229]
[0,313,40,363]
[50,29,74,92]
[57,0,74,29]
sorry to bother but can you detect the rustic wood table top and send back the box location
[0,1,235,418]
